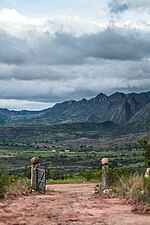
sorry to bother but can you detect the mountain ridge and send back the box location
[0,91,150,126]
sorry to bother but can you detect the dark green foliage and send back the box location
[106,168,133,187]
[25,168,31,179]
[46,170,74,180]
[80,171,95,181]
[138,137,150,166]
[80,170,102,181]
[46,168,135,184]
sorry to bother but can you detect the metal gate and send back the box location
[36,165,46,194]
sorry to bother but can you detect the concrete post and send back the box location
[31,164,38,188]
[30,157,39,189]
[101,158,109,191]
[102,165,108,191]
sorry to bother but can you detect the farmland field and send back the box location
[0,130,147,175]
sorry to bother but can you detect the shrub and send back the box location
[0,172,9,198]
[80,169,102,181]
[0,173,31,199]
[24,168,31,179]
[102,168,132,188]
[46,171,66,180]
[95,168,133,194]
[99,172,150,203]
[114,174,143,201]
[138,137,150,166]
[143,177,150,201]
[7,177,30,193]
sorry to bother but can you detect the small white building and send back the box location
[52,149,56,153]
[65,150,70,153]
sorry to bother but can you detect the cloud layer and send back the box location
[0,8,150,110]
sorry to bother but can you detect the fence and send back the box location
[36,165,46,194]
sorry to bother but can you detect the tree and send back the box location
[138,137,150,167]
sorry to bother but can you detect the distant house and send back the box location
[90,151,95,154]
[52,149,56,153]
[65,150,70,153]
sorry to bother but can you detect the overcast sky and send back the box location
[0,0,150,110]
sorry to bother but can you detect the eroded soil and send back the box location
[0,183,150,225]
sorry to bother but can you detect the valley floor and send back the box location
[0,183,150,225]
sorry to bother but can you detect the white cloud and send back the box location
[0,9,101,38]
[0,99,54,110]
[0,8,30,23]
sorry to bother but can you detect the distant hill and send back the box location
[0,91,150,129]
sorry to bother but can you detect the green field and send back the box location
[0,139,146,176]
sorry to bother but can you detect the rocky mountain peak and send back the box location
[93,93,108,103]
[109,92,127,102]
[79,98,87,104]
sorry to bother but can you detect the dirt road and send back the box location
[0,183,150,225]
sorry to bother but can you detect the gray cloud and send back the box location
[0,30,29,64]
[79,28,150,60]
[127,0,150,9]
[108,0,150,14]
[0,59,149,104]
[108,0,129,14]
[0,27,150,67]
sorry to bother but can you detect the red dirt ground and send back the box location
[0,183,150,225]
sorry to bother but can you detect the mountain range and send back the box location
[0,91,150,128]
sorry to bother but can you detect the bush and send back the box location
[143,177,150,200]
[46,171,61,180]
[95,168,134,194]
[100,173,150,203]
[0,172,9,198]
[8,177,30,193]
[107,168,133,186]
[138,137,150,166]
[0,173,31,199]
[80,169,102,181]
[24,168,31,179]
[114,174,143,201]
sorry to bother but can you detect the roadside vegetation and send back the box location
[0,172,30,199]
[95,137,150,205]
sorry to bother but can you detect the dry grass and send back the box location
[96,172,150,204]
[7,177,31,193]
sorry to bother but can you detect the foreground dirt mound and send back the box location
[0,183,150,225]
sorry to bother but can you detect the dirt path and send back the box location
[0,183,150,225]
